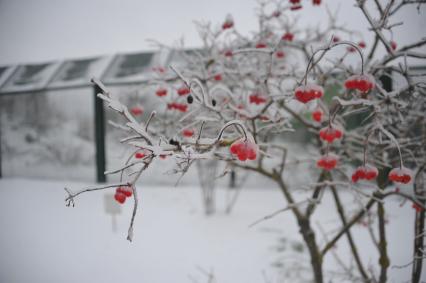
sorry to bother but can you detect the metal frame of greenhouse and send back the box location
[0,49,185,182]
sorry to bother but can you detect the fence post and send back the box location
[0,113,2,179]
[94,85,106,183]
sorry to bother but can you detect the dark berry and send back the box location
[187,95,193,104]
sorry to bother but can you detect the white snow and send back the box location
[0,178,424,283]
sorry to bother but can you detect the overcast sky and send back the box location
[0,0,424,66]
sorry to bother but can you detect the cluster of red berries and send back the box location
[167,102,188,112]
[182,129,194,137]
[249,93,267,105]
[177,86,190,96]
[316,125,343,171]
[114,186,133,204]
[319,125,344,143]
[317,154,338,171]
[351,165,378,183]
[229,138,258,161]
[156,88,167,97]
[289,0,302,10]
[388,167,412,184]
[288,0,319,9]
[311,108,323,122]
[412,202,424,213]
[130,106,143,116]
[294,84,324,104]
[256,42,267,49]
[344,74,375,93]
[222,15,234,30]
[282,32,294,41]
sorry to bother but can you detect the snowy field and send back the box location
[0,178,424,283]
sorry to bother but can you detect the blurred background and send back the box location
[0,1,425,282]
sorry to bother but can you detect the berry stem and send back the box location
[363,132,373,166]
[216,120,249,142]
[379,125,404,169]
[300,38,366,86]
[303,48,326,85]
[331,40,365,74]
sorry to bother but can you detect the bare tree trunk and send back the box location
[412,166,425,283]
[298,218,323,283]
[274,174,323,283]
[378,202,389,283]
[330,186,370,281]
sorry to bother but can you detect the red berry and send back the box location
[332,36,340,43]
[358,41,366,48]
[290,4,302,10]
[177,86,190,96]
[347,46,356,53]
[222,22,233,29]
[312,108,323,122]
[130,106,143,116]
[114,192,126,204]
[153,66,166,74]
[388,167,412,184]
[276,50,285,58]
[312,0,321,5]
[135,152,145,159]
[365,166,379,180]
[179,104,188,112]
[224,50,233,57]
[390,41,397,50]
[156,88,167,97]
[230,141,243,154]
[272,10,281,17]
[412,202,424,213]
[294,84,324,104]
[319,126,344,143]
[222,14,234,30]
[317,154,338,171]
[182,129,194,137]
[290,0,300,3]
[249,93,267,105]
[256,42,267,49]
[282,32,294,41]
[213,74,222,81]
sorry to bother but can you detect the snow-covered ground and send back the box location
[0,178,423,283]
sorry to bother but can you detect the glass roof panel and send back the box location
[0,62,59,93]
